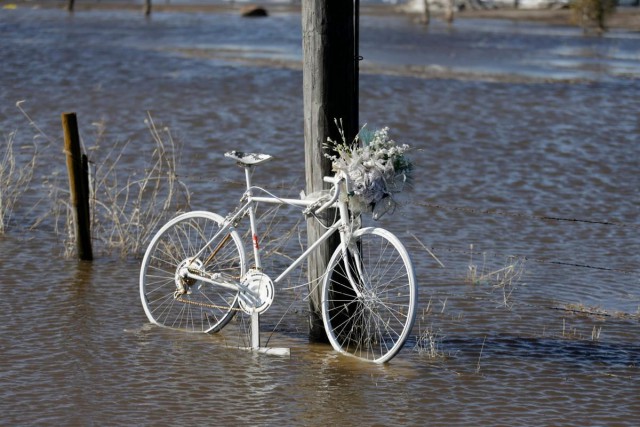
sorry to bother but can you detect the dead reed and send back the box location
[413,304,447,359]
[467,245,526,308]
[86,113,191,257]
[0,131,37,233]
[13,103,191,257]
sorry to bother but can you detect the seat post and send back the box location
[244,165,262,271]
[244,164,253,193]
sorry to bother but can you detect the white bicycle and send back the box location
[139,151,417,363]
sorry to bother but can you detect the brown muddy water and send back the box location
[1,5,640,425]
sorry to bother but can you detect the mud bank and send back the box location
[3,1,639,31]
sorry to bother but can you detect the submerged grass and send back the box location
[553,302,640,321]
[467,245,526,309]
[413,303,448,359]
[413,322,446,359]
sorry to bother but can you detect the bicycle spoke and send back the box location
[322,227,416,363]
[140,212,246,333]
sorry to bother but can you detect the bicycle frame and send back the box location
[186,163,360,296]
[176,163,365,350]
[140,152,417,362]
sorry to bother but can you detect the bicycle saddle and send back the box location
[225,151,273,166]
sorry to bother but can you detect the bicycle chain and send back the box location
[176,295,241,312]
[176,267,242,311]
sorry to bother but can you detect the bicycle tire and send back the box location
[321,227,417,363]
[140,211,246,333]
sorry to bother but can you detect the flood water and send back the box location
[2,3,640,425]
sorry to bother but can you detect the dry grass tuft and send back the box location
[467,245,526,308]
[86,113,191,257]
[0,131,37,233]
[413,322,445,359]
[571,0,616,32]
[413,305,447,359]
[27,111,193,258]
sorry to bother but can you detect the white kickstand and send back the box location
[237,311,290,357]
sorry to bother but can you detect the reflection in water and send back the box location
[1,6,639,426]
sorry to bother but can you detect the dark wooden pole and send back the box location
[62,112,93,261]
[302,0,358,341]
[144,0,152,16]
[421,0,430,25]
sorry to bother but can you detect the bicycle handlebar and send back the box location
[314,173,344,215]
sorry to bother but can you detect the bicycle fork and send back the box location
[337,202,365,299]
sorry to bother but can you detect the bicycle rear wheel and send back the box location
[140,211,246,333]
[322,227,417,363]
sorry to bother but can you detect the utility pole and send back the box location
[302,0,359,341]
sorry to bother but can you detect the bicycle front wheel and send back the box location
[140,211,246,333]
[322,227,417,363]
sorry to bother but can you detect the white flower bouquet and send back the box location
[324,122,412,219]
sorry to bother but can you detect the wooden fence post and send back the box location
[302,0,358,341]
[421,0,430,25]
[62,112,93,261]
